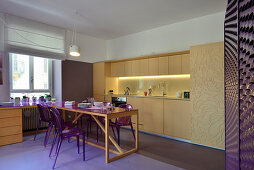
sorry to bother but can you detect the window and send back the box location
[10,53,52,98]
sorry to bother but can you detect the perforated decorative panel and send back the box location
[239,0,254,169]
[225,0,239,169]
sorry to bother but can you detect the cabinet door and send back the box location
[93,62,105,95]
[124,61,132,76]
[181,54,190,74]
[132,60,140,76]
[94,94,105,102]
[140,59,149,76]
[127,97,144,130]
[111,62,125,77]
[159,56,169,75]
[148,58,159,75]
[163,100,191,140]
[168,55,181,75]
[142,98,163,134]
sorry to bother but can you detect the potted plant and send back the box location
[22,95,29,103]
[45,94,51,102]
[32,96,37,103]
[39,96,45,102]
[10,97,14,103]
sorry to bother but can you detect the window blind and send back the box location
[5,14,66,60]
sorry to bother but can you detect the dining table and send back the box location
[0,101,139,163]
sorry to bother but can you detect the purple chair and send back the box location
[34,104,52,147]
[48,106,85,169]
[110,104,135,145]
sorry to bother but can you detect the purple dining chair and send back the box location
[110,104,135,145]
[48,106,85,169]
[34,104,52,147]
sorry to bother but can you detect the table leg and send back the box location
[135,111,139,150]
[105,115,109,163]
[62,110,66,121]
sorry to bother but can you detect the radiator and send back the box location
[22,107,48,131]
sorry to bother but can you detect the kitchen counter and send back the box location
[105,94,190,101]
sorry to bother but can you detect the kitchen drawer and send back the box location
[0,134,22,146]
[0,125,22,137]
[0,117,22,128]
[0,109,22,119]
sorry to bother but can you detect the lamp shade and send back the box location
[69,44,80,57]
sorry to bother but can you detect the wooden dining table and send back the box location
[0,101,139,163]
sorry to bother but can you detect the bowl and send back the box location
[94,102,104,107]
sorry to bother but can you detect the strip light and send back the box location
[118,74,190,79]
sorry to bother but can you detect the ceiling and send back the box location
[0,0,226,39]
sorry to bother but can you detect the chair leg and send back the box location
[130,123,136,140]
[111,126,116,140]
[49,133,58,157]
[83,134,85,161]
[96,124,99,142]
[55,135,61,155]
[45,123,53,146]
[34,119,41,141]
[53,138,63,169]
[77,136,80,154]
[44,123,51,147]
[117,126,120,145]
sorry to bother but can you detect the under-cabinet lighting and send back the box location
[118,74,190,79]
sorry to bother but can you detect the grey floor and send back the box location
[0,133,183,170]
[0,124,225,170]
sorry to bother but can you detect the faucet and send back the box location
[162,87,166,96]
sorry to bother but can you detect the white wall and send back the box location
[0,52,10,102]
[66,30,107,63]
[107,12,225,60]
[53,60,62,101]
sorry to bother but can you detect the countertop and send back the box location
[105,94,190,101]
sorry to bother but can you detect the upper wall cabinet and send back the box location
[158,56,169,75]
[148,58,159,75]
[168,55,182,75]
[111,62,125,77]
[124,61,132,76]
[139,59,149,76]
[181,54,190,74]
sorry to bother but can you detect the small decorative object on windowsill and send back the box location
[22,96,29,103]
[14,97,20,104]
[39,96,45,102]
[45,94,51,102]
[32,96,37,103]
[10,97,14,103]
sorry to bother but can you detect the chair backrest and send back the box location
[116,104,133,125]
[48,106,63,135]
[37,104,50,122]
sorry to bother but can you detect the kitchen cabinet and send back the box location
[127,97,144,130]
[124,61,132,76]
[142,98,163,134]
[132,60,140,76]
[111,62,125,77]
[158,56,169,75]
[168,55,182,75]
[148,58,159,75]
[181,54,190,74]
[140,59,149,76]
[163,100,191,140]
[93,62,105,95]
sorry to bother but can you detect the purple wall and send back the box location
[62,60,93,102]
[225,0,254,169]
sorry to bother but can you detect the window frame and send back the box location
[9,53,53,94]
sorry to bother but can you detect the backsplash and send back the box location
[118,76,190,97]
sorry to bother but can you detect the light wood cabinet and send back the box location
[124,61,132,76]
[142,98,163,134]
[159,56,169,75]
[93,62,105,95]
[163,100,191,140]
[148,58,159,75]
[0,108,22,146]
[181,54,190,74]
[111,62,125,77]
[127,97,144,130]
[140,59,149,76]
[94,94,105,102]
[132,60,140,76]
[168,55,182,75]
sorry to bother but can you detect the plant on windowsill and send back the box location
[22,95,29,103]
[45,94,51,102]
[32,96,37,103]
[39,96,45,102]
[10,97,14,103]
